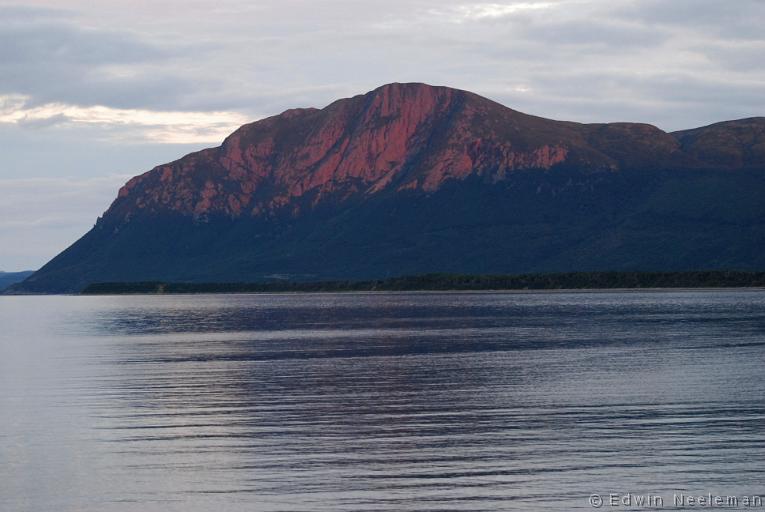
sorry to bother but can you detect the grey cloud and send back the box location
[0,123,207,180]
[517,18,671,49]
[0,5,73,21]
[614,0,765,41]
[692,42,765,73]
[17,113,71,129]
[0,174,130,270]
[505,68,765,130]
[0,23,163,66]
[634,75,765,109]
[2,0,761,124]
[0,9,214,110]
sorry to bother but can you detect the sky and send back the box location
[1,0,764,271]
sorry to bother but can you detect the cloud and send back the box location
[2,1,762,130]
[0,94,250,143]
[613,0,765,40]
[0,4,72,21]
[0,175,131,270]
[448,2,557,22]
[518,18,670,49]
[690,40,765,73]
[0,4,237,113]
[16,113,71,129]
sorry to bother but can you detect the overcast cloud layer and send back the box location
[1,0,764,270]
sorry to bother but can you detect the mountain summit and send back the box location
[14,83,765,292]
[104,83,762,223]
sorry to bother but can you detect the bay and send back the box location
[1,290,764,511]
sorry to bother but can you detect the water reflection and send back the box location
[1,291,765,511]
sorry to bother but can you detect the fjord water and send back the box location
[1,291,764,511]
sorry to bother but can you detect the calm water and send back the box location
[1,291,764,511]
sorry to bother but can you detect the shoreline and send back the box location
[72,286,765,297]
[75,271,765,296]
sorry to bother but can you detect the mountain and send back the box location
[12,83,765,293]
[0,271,35,292]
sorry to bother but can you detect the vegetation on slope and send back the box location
[81,271,765,294]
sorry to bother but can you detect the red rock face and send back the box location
[109,82,758,222]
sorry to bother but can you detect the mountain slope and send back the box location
[0,271,35,292]
[672,117,765,169]
[13,83,765,293]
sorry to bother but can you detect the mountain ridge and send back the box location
[105,83,764,222]
[0,271,35,292]
[12,83,765,293]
